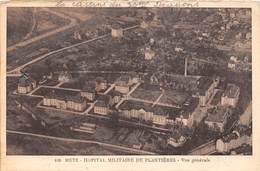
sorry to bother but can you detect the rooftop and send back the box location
[118,100,152,111]
[197,77,214,96]
[119,100,182,117]
[18,74,35,87]
[44,90,85,103]
[107,90,122,97]
[82,82,96,93]
[115,75,132,86]
[95,94,111,107]
[181,97,199,119]
[223,83,240,98]
[205,107,231,123]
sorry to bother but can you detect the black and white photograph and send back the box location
[6,7,252,156]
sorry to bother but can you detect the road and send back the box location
[7,8,78,52]
[7,34,109,75]
[7,24,140,76]
[7,130,156,155]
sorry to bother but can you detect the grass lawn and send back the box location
[33,87,80,96]
[131,83,162,101]
[159,90,189,106]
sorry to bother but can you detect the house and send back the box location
[144,48,155,60]
[43,91,87,112]
[108,90,121,104]
[115,75,134,94]
[177,98,199,127]
[216,125,252,153]
[58,71,72,82]
[94,95,111,115]
[94,77,108,92]
[228,60,236,69]
[111,25,123,38]
[196,77,216,106]
[140,21,149,29]
[80,82,96,101]
[221,84,240,107]
[17,74,37,94]
[151,106,172,126]
[230,56,238,62]
[167,126,194,147]
[119,101,153,122]
[204,107,233,132]
[129,72,140,84]
[67,95,87,111]
[228,56,238,69]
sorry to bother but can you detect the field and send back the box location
[7,134,117,155]
[33,10,70,36]
[131,83,162,101]
[7,108,35,131]
[7,8,34,46]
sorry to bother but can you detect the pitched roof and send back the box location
[95,100,109,107]
[223,83,240,98]
[197,77,214,96]
[44,90,85,103]
[95,94,111,107]
[18,75,35,87]
[82,82,96,93]
[116,75,132,86]
[108,90,121,97]
[205,107,231,123]
[118,100,151,111]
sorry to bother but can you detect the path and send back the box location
[7,24,140,76]
[152,89,164,107]
[7,8,78,52]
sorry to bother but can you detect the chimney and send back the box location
[184,57,188,77]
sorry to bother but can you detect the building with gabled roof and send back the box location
[43,91,87,112]
[196,77,216,106]
[94,95,111,115]
[216,125,252,153]
[108,90,122,104]
[144,48,155,60]
[58,71,72,82]
[80,82,96,101]
[111,24,123,38]
[17,74,37,94]
[94,77,108,92]
[115,75,134,94]
[221,83,240,107]
[118,99,195,126]
[205,107,233,132]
